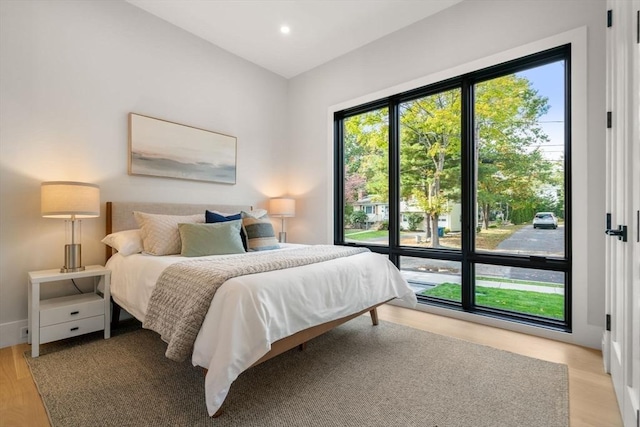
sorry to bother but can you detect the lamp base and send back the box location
[278,231,287,243]
[60,266,85,273]
[61,243,84,273]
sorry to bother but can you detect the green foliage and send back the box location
[344,109,390,201]
[377,220,389,231]
[344,204,354,218]
[398,89,462,246]
[342,71,557,236]
[475,75,554,229]
[404,212,424,231]
[349,210,368,228]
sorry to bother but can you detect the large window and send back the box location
[342,107,389,246]
[334,45,571,330]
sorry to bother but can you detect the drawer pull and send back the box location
[70,311,79,315]
[70,327,79,332]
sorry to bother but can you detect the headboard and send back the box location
[105,201,253,261]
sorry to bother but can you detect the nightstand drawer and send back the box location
[40,293,105,327]
[40,315,104,344]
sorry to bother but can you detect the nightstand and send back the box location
[28,265,111,357]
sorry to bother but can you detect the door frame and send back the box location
[604,1,640,426]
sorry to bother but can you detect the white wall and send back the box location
[0,0,288,346]
[0,0,608,350]
[287,0,606,348]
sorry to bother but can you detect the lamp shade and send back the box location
[269,197,295,217]
[41,181,100,218]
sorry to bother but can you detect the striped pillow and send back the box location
[241,211,280,251]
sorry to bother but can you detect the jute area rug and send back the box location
[25,317,568,427]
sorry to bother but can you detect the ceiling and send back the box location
[126,0,463,79]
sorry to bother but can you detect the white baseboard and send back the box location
[0,319,29,349]
[387,299,603,349]
[602,331,610,373]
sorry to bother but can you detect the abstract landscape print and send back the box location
[129,113,236,184]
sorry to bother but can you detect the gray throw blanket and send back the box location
[143,245,369,361]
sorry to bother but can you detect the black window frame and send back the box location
[334,44,572,332]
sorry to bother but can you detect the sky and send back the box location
[516,60,566,162]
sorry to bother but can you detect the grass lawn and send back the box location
[345,230,388,241]
[476,276,564,288]
[420,283,564,320]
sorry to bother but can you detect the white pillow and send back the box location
[243,208,268,219]
[101,229,143,256]
[214,209,266,219]
[133,211,204,256]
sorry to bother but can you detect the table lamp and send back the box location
[269,197,295,243]
[41,181,100,273]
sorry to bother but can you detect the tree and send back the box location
[343,109,389,204]
[344,172,366,205]
[342,72,554,243]
[475,74,553,229]
[398,89,461,247]
[344,109,388,187]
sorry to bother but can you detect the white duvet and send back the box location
[106,244,417,416]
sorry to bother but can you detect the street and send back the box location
[401,224,565,285]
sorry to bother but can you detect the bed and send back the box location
[104,201,417,416]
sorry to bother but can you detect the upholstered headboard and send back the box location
[105,201,253,260]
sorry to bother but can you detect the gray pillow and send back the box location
[178,220,246,257]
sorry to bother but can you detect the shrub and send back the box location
[349,210,368,229]
[405,213,424,231]
[377,220,389,230]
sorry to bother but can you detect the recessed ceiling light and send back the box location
[280,25,290,35]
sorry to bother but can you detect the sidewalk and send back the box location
[401,270,565,295]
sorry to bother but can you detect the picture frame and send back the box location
[128,113,237,184]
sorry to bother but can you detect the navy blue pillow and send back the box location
[205,211,247,250]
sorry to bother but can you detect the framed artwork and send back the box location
[128,113,237,184]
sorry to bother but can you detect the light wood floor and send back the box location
[0,305,622,427]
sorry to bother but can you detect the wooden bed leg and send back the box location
[370,308,379,326]
[298,342,307,351]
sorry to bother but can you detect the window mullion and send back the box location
[461,77,475,310]
[333,114,345,245]
[389,99,400,265]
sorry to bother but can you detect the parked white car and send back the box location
[532,212,558,229]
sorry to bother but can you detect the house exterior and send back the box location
[352,196,388,228]
[352,197,462,232]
